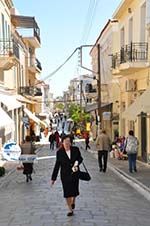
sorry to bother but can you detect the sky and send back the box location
[13,0,121,97]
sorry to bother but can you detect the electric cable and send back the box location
[42,47,79,81]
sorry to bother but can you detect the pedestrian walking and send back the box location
[54,130,60,148]
[51,135,83,216]
[85,132,90,150]
[124,130,139,173]
[20,136,36,182]
[49,132,55,150]
[96,129,111,172]
[70,131,75,145]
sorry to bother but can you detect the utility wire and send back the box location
[42,47,79,81]
[81,0,99,44]
[80,0,94,44]
[84,0,99,44]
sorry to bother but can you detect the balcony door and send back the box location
[128,17,133,44]
[140,2,146,42]
[120,27,125,48]
[140,112,147,162]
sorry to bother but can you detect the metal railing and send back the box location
[35,58,42,71]
[34,29,41,44]
[18,86,42,96]
[0,39,19,59]
[28,57,42,71]
[112,42,148,69]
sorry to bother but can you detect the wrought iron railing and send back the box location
[19,86,42,96]
[112,42,148,69]
[28,57,42,71]
[34,29,41,44]
[35,58,42,71]
[0,39,19,59]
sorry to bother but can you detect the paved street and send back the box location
[0,144,150,226]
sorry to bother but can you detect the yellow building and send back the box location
[112,0,150,162]
[0,0,44,149]
[0,0,25,146]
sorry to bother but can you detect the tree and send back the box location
[54,102,64,111]
[68,103,91,131]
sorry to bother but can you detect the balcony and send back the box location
[85,83,97,93]
[11,15,41,48]
[28,57,42,74]
[18,86,42,96]
[112,42,149,76]
[0,39,19,70]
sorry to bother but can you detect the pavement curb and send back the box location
[108,163,150,202]
[79,142,150,202]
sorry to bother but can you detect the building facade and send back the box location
[0,0,44,150]
[90,19,120,139]
[112,0,150,162]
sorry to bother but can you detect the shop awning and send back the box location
[0,108,15,135]
[23,108,46,127]
[122,87,150,120]
[16,95,33,104]
[85,102,112,113]
[0,94,22,111]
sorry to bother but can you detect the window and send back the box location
[120,27,125,47]
[128,17,133,43]
[2,13,5,40]
[140,2,146,42]
[0,70,4,82]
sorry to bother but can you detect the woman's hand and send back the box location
[51,180,55,186]
[72,166,78,172]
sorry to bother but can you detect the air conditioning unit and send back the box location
[125,79,136,92]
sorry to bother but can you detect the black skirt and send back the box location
[61,174,79,198]
[23,163,33,175]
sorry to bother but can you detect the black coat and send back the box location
[51,146,83,198]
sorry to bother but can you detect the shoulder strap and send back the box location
[82,162,89,173]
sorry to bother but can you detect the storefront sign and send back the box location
[103,112,111,120]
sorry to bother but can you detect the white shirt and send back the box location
[66,150,71,159]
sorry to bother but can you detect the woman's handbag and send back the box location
[78,162,91,181]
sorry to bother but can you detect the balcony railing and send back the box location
[28,57,42,71]
[85,83,97,93]
[0,39,19,59]
[11,15,41,44]
[112,42,148,69]
[18,86,42,96]
[35,58,42,71]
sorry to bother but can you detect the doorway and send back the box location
[140,112,147,161]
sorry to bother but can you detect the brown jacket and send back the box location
[21,142,35,155]
[96,132,111,151]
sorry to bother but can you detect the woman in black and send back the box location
[51,135,83,216]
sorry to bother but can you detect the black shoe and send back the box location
[67,211,73,217]
[103,169,106,173]
[99,168,102,172]
[71,203,75,209]
[26,176,29,183]
[134,168,137,172]
[29,175,32,181]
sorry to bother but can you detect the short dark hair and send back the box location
[129,130,134,136]
[62,134,71,142]
[25,135,31,142]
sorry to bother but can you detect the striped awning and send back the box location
[0,108,15,135]
[0,94,22,111]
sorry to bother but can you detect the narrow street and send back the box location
[0,144,150,226]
